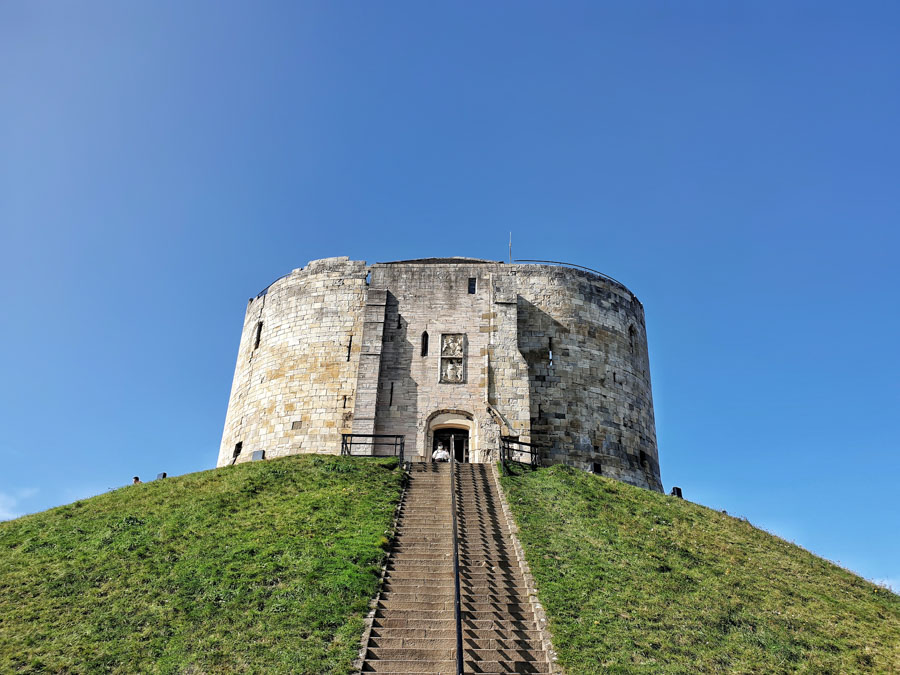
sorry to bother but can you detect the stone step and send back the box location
[374,609,456,620]
[380,592,456,604]
[369,627,457,639]
[464,648,546,662]
[366,647,454,661]
[460,592,532,603]
[461,638,544,650]
[372,618,456,630]
[361,659,456,673]
[389,552,454,560]
[461,611,536,625]
[383,570,454,581]
[378,600,455,611]
[461,660,549,674]
[386,562,455,572]
[460,619,540,631]
[367,637,457,649]
[382,581,454,592]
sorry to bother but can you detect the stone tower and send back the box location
[218,256,662,491]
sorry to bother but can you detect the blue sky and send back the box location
[1,2,897,590]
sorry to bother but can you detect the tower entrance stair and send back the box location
[359,462,551,674]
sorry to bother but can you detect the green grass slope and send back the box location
[0,455,404,674]
[501,465,900,674]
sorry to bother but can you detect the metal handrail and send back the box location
[340,434,405,465]
[499,436,543,475]
[450,453,464,675]
[513,259,627,288]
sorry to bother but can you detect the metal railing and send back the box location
[499,436,543,475]
[340,434,405,464]
[514,259,626,288]
[450,452,464,675]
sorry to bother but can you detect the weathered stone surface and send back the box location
[217,256,662,492]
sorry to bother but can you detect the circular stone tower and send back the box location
[218,256,662,492]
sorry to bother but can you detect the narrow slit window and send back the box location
[397,313,402,329]
[346,335,353,361]
[548,337,553,367]
[231,442,243,465]
[629,325,637,355]
[254,322,263,349]
[343,395,347,409]
[421,331,429,357]
[389,382,394,406]
[468,277,476,294]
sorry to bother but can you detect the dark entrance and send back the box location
[432,428,469,463]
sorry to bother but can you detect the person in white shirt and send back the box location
[432,443,451,462]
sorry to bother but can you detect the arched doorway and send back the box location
[433,428,469,463]
[426,410,476,463]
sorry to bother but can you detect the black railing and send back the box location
[499,436,543,475]
[514,259,626,288]
[340,434,405,464]
[450,452,464,675]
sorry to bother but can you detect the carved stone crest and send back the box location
[440,334,465,383]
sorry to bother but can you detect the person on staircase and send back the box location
[432,443,450,462]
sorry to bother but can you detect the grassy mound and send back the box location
[501,464,900,674]
[0,455,404,674]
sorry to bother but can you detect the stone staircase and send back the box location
[456,463,550,674]
[359,462,551,674]
[361,463,457,673]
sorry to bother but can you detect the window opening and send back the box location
[254,322,263,349]
[389,382,394,406]
[397,313,402,329]
[468,277,476,294]
[421,331,429,357]
[343,395,347,408]
[291,421,302,430]
[592,461,602,474]
[629,325,637,355]
[231,441,242,465]
[346,335,353,361]
[548,337,553,367]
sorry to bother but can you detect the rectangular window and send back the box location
[291,421,302,430]
[389,382,394,406]
[592,461,602,475]
[468,277,476,294]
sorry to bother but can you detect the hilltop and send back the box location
[1,457,897,673]
[0,455,403,674]
[501,464,900,674]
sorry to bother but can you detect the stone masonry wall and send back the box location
[366,260,531,463]
[217,256,662,491]
[515,265,662,491]
[216,257,367,467]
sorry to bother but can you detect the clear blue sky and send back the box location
[2,2,897,590]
